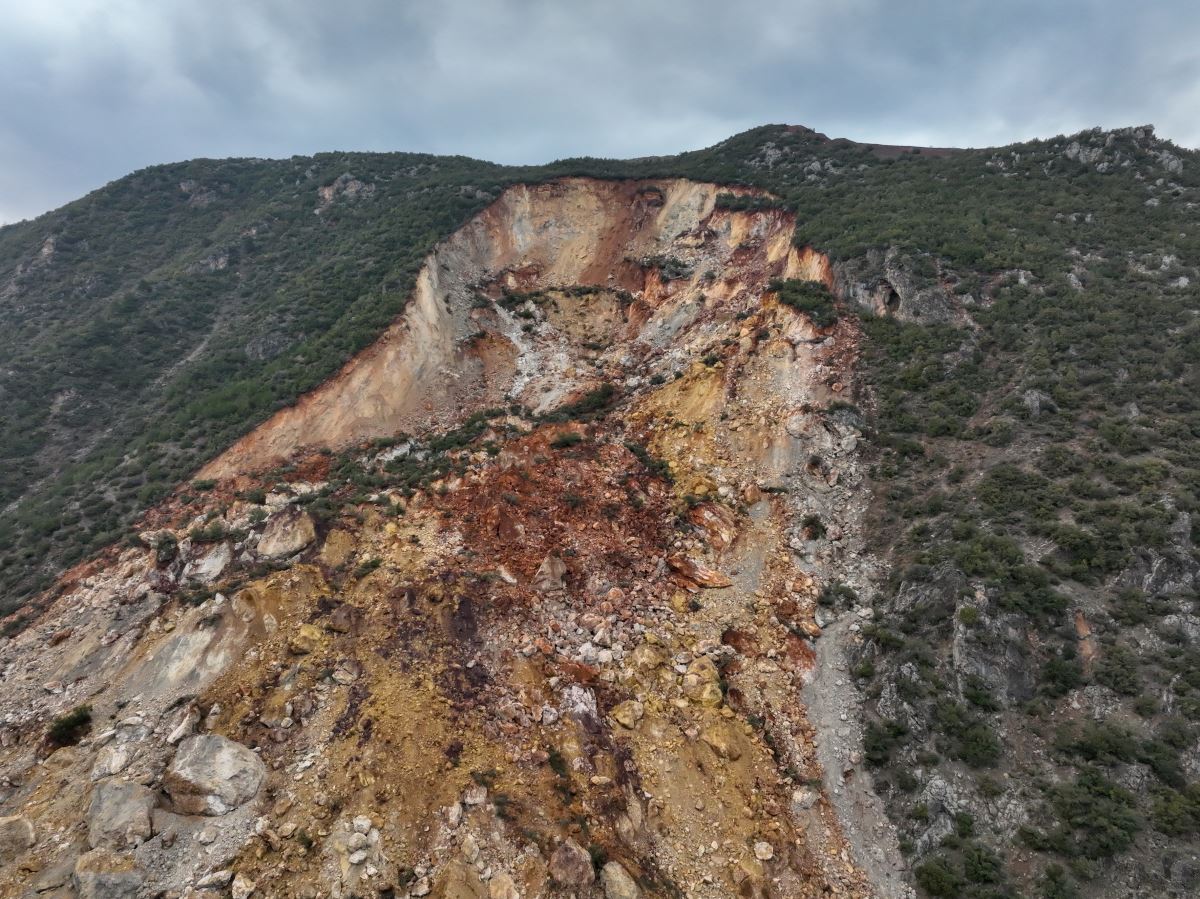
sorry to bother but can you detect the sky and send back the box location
[2,0,1198,224]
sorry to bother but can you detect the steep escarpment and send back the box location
[202,178,801,478]
[0,178,901,898]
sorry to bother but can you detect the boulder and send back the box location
[601,861,641,899]
[549,837,594,886]
[432,859,487,898]
[164,734,266,815]
[87,780,155,849]
[682,656,724,706]
[73,849,143,899]
[532,554,567,592]
[256,510,316,559]
[319,529,356,568]
[182,541,232,584]
[487,872,521,899]
[288,623,324,655]
[666,555,732,589]
[610,700,644,729]
[0,814,34,863]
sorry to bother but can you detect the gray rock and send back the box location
[87,780,155,850]
[73,849,143,899]
[601,860,640,898]
[0,814,34,863]
[164,734,266,815]
[549,837,594,886]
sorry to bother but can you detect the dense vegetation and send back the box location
[2,122,1198,896]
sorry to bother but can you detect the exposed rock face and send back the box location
[834,247,958,323]
[163,734,266,815]
[199,178,806,478]
[87,779,155,849]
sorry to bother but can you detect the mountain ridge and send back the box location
[0,122,1198,899]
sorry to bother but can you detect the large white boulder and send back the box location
[164,734,266,816]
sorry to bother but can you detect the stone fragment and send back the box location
[549,838,595,886]
[288,623,324,655]
[488,871,521,899]
[332,659,361,684]
[532,554,567,592]
[601,861,641,899]
[87,780,155,850]
[327,604,359,634]
[164,734,266,815]
[0,815,34,863]
[610,700,644,729]
[682,656,724,706]
[196,869,234,888]
[667,555,732,589]
[167,703,200,745]
[753,841,774,861]
[686,503,738,550]
[231,872,256,899]
[700,721,743,761]
[90,744,133,781]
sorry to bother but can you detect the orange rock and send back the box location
[667,555,733,589]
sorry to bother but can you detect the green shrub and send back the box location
[1049,768,1140,859]
[550,432,583,449]
[47,704,93,747]
[769,278,838,328]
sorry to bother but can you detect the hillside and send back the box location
[0,125,1197,899]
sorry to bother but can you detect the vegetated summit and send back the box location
[0,123,1196,899]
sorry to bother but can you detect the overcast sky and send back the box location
[2,0,1197,224]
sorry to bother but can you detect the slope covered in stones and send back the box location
[0,180,888,898]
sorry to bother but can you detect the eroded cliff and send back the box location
[0,179,904,899]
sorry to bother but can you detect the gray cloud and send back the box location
[1,0,1197,222]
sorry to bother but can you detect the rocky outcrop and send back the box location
[163,734,266,815]
[833,247,958,323]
